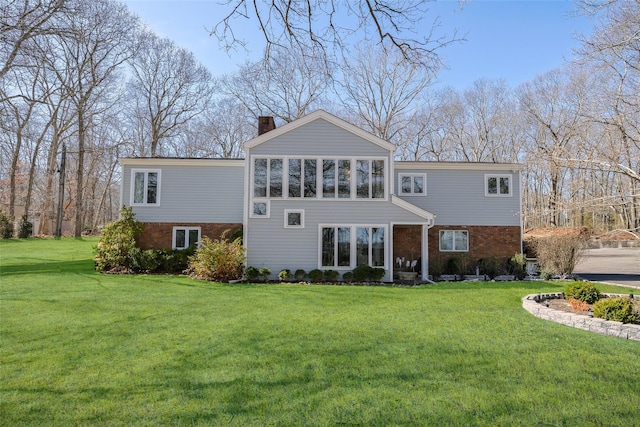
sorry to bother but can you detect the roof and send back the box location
[243,109,396,152]
[394,161,523,171]
[119,157,244,167]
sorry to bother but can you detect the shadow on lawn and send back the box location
[0,259,95,276]
[419,280,564,291]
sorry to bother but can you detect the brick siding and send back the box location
[136,222,242,250]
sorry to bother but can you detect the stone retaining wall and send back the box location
[522,293,640,341]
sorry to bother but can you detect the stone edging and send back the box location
[522,293,640,341]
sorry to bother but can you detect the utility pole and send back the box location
[55,143,66,238]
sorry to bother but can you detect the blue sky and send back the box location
[123,0,594,90]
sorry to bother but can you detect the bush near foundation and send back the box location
[95,207,144,272]
[186,235,245,282]
[592,298,639,324]
[565,282,601,304]
[533,234,587,278]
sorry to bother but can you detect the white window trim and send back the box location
[439,230,469,252]
[130,169,161,206]
[284,209,305,228]
[317,224,388,270]
[250,200,270,218]
[484,173,512,197]
[172,226,201,250]
[398,173,427,196]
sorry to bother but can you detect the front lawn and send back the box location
[1,238,638,426]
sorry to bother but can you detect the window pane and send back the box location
[323,159,335,198]
[134,172,145,203]
[440,230,454,251]
[401,176,411,194]
[455,231,469,251]
[500,177,509,195]
[338,227,351,267]
[254,159,267,197]
[304,159,316,198]
[287,212,301,226]
[270,159,283,197]
[413,176,424,194]
[322,227,335,267]
[289,159,301,197]
[356,227,369,266]
[253,202,267,216]
[338,160,350,198]
[188,229,199,248]
[487,177,497,194]
[371,227,384,267]
[372,160,384,198]
[175,229,186,249]
[356,160,369,198]
[146,172,158,204]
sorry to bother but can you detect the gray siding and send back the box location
[251,118,389,157]
[395,168,521,226]
[246,199,427,281]
[122,163,244,223]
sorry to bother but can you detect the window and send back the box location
[284,209,305,228]
[251,201,270,218]
[439,230,469,252]
[321,225,386,268]
[173,227,200,250]
[322,159,351,198]
[356,159,385,199]
[399,173,426,195]
[131,169,160,205]
[485,174,512,197]
[253,158,283,198]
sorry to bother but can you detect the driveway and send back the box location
[574,247,640,289]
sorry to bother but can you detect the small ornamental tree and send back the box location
[534,234,587,279]
[95,206,144,271]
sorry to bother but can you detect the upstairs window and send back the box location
[399,173,426,196]
[323,159,351,198]
[356,159,385,199]
[485,174,511,197]
[131,169,160,205]
[253,158,283,198]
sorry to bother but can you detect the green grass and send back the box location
[1,238,639,426]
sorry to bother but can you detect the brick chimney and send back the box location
[258,116,276,135]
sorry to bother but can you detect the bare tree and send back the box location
[0,0,68,81]
[338,42,434,145]
[128,33,215,157]
[211,0,457,66]
[220,44,331,124]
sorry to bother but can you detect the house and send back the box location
[120,110,522,281]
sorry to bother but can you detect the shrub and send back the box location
[324,269,339,282]
[568,298,590,311]
[0,211,14,239]
[157,248,194,274]
[95,207,144,271]
[342,271,354,283]
[370,267,385,282]
[565,282,601,304]
[592,297,639,324]
[245,266,260,282]
[278,269,291,282]
[259,267,272,282]
[429,256,443,281]
[130,248,161,273]
[308,269,323,282]
[479,257,501,280]
[534,234,587,278]
[352,265,372,282]
[186,235,245,282]
[294,269,306,281]
[17,215,32,238]
[508,253,527,279]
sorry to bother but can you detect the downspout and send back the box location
[422,219,437,284]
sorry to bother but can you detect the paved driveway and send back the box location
[574,247,640,289]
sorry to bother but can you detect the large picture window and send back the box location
[131,169,160,205]
[439,230,469,252]
[485,174,512,197]
[321,225,386,268]
[356,160,385,199]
